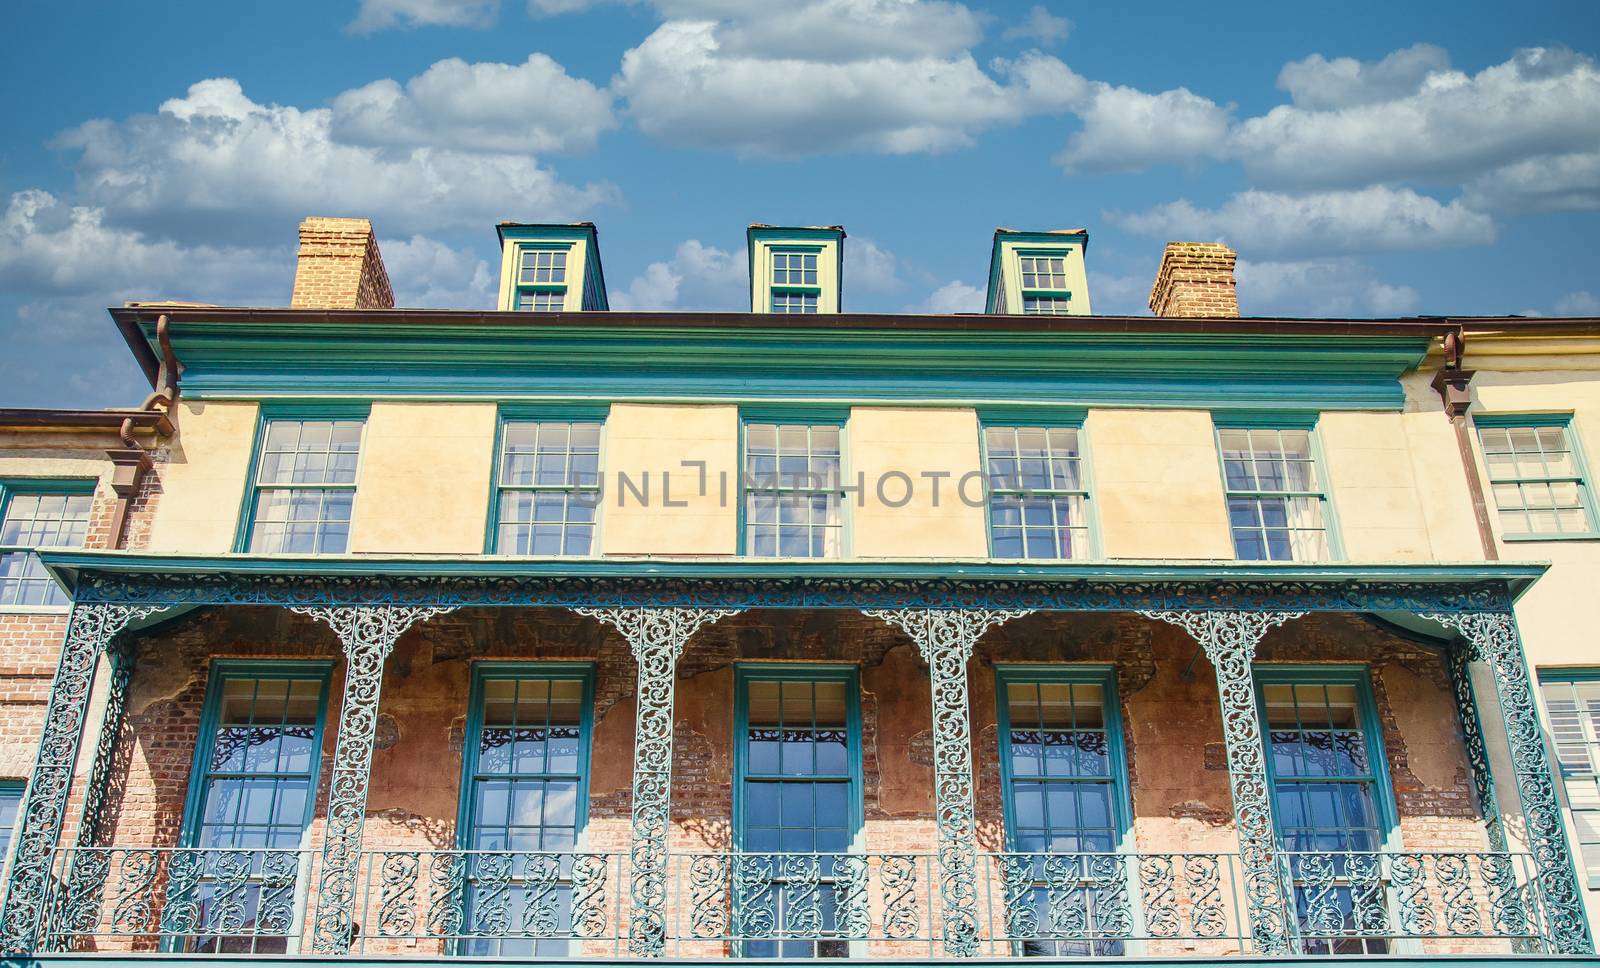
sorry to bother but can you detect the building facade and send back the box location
[0,216,1597,966]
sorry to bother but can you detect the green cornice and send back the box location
[131,317,1431,411]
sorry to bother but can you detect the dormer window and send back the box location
[748,225,843,314]
[1019,254,1074,315]
[496,223,608,312]
[986,229,1091,316]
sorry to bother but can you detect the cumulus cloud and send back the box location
[1463,151,1600,213]
[53,78,618,243]
[332,55,615,154]
[847,238,901,292]
[1554,291,1600,316]
[1276,43,1451,109]
[1057,83,1231,173]
[611,239,745,311]
[1235,258,1420,318]
[379,235,497,308]
[349,0,500,32]
[910,280,985,314]
[1002,5,1071,46]
[1109,186,1495,258]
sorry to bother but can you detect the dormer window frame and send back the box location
[512,242,575,314]
[1015,247,1075,316]
[769,244,824,314]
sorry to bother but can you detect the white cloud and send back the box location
[1554,291,1600,316]
[614,11,1080,156]
[1057,82,1231,173]
[379,235,497,308]
[1463,151,1600,213]
[847,237,901,292]
[1276,43,1450,109]
[1002,5,1071,45]
[349,0,500,32]
[911,280,984,313]
[331,55,615,155]
[1109,186,1495,258]
[1233,47,1600,189]
[1235,257,1420,318]
[53,78,618,242]
[611,239,745,311]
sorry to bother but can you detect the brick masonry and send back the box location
[288,216,394,311]
[1149,241,1240,318]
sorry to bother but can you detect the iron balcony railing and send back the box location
[34,846,1551,957]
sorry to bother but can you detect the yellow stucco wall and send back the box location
[1087,409,1233,559]
[348,403,497,555]
[145,400,260,553]
[846,407,988,559]
[599,404,738,556]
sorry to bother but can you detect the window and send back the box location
[735,667,861,958]
[243,417,364,554]
[1538,674,1600,887]
[995,668,1127,957]
[0,483,93,607]
[1260,671,1393,955]
[1477,416,1598,538]
[0,780,22,871]
[743,421,844,557]
[493,419,602,556]
[180,663,330,953]
[984,425,1091,559]
[1018,254,1072,315]
[459,666,593,957]
[770,250,820,313]
[514,248,568,312]
[1217,423,1334,561]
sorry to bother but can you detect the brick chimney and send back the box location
[289,217,394,310]
[1148,241,1238,318]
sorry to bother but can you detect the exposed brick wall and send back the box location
[1149,241,1240,317]
[288,217,394,310]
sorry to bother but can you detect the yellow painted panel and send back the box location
[600,404,739,556]
[348,403,497,554]
[146,401,260,553]
[847,408,988,559]
[1087,409,1232,558]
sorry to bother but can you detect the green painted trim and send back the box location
[14,954,1592,968]
[233,405,373,554]
[455,662,597,852]
[1537,667,1600,684]
[767,244,826,253]
[1502,532,1600,542]
[739,405,851,424]
[1211,409,1322,430]
[731,663,864,852]
[178,659,333,850]
[976,407,1088,428]
[1473,413,1577,429]
[992,664,1132,852]
[1254,664,1403,851]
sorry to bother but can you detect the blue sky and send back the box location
[2,0,1597,408]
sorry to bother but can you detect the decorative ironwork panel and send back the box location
[573,606,740,956]
[0,602,166,955]
[1140,609,1302,955]
[293,604,455,954]
[864,607,1031,956]
[1449,646,1509,853]
[1424,610,1594,955]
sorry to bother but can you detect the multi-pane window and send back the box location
[0,486,92,606]
[1478,418,1598,537]
[245,418,363,554]
[515,248,568,313]
[997,671,1125,957]
[461,669,591,957]
[985,425,1090,559]
[771,291,818,314]
[772,251,818,287]
[1019,255,1072,315]
[743,422,843,557]
[495,420,602,556]
[0,780,22,870]
[1262,675,1389,955]
[1218,426,1332,561]
[182,666,328,953]
[1539,676,1600,886]
[737,670,859,958]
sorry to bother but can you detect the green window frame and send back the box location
[0,478,95,608]
[1475,414,1600,540]
[769,246,822,314]
[513,244,573,313]
[733,664,863,959]
[1258,666,1399,956]
[1537,669,1600,888]
[0,778,23,877]
[489,408,606,556]
[740,410,848,558]
[1016,250,1073,315]
[980,413,1096,560]
[1214,414,1340,562]
[237,406,369,555]
[456,662,596,957]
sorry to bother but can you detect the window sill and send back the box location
[0,604,71,616]
[1501,532,1600,543]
